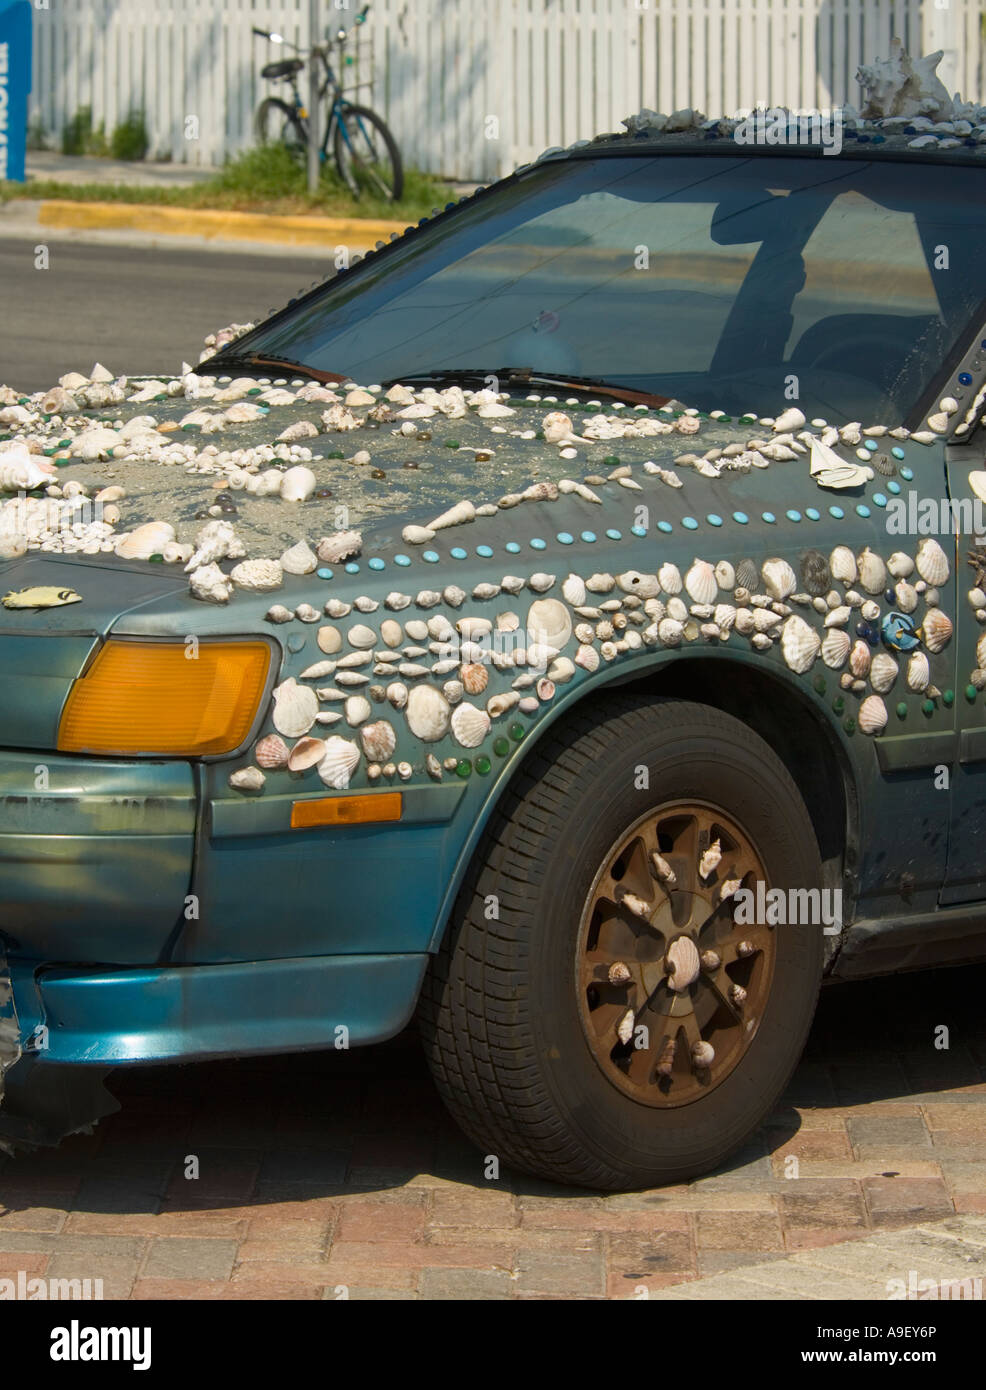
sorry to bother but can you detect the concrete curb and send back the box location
[34,199,408,250]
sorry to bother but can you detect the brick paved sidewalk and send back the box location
[0,964,984,1300]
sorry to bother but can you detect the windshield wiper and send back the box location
[198,353,348,386]
[389,367,671,409]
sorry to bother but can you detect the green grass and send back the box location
[1,144,456,221]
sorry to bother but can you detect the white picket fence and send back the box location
[29,0,986,181]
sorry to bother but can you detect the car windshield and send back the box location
[216,153,986,425]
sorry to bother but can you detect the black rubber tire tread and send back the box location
[418,695,824,1190]
[255,97,306,150]
[333,103,404,201]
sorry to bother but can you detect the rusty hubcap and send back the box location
[576,800,776,1107]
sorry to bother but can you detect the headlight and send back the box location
[58,639,272,757]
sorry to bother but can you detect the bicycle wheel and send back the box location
[256,97,308,163]
[333,103,403,201]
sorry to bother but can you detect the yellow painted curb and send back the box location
[37,200,406,249]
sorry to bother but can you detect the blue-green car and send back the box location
[2,112,986,1188]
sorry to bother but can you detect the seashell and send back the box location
[380,619,403,648]
[856,547,886,595]
[115,521,176,560]
[821,629,850,669]
[416,589,442,608]
[528,572,556,593]
[405,685,451,741]
[658,618,684,646]
[443,680,464,704]
[384,593,410,612]
[387,681,408,709]
[713,603,736,634]
[575,644,600,672]
[457,616,493,641]
[781,615,820,673]
[921,608,953,654]
[229,766,265,792]
[850,640,871,677]
[230,558,283,592]
[472,582,500,601]
[299,660,336,679]
[288,736,327,771]
[398,663,430,679]
[762,558,796,601]
[526,598,572,651]
[894,581,918,613]
[753,608,782,634]
[801,550,831,597]
[325,599,351,618]
[977,633,986,671]
[427,615,454,640]
[255,734,290,769]
[916,538,949,586]
[360,719,396,762]
[347,624,377,649]
[450,702,490,748]
[657,562,682,594]
[714,561,735,590]
[280,541,317,575]
[562,573,587,607]
[426,753,443,781]
[536,677,555,701]
[858,695,888,736]
[829,545,857,584]
[184,520,245,572]
[402,525,435,545]
[316,736,361,789]
[823,606,851,628]
[685,559,717,605]
[699,838,722,879]
[666,597,688,623]
[488,690,521,718]
[906,651,930,692]
[690,1040,715,1069]
[869,652,898,693]
[295,604,321,624]
[735,558,759,592]
[317,626,342,654]
[280,466,317,502]
[316,529,362,564]
[272,678,318,737]
[887,552,914,579]
[460,662,489,694]
[616,1009,635,1045]
[618,570,660,599]
[344,695,372,727]
[428,499,475,531]
[266,605,294,624]
[860,600,880,622]
[443,585,467,609]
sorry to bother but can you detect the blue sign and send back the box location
[0,0,32,183]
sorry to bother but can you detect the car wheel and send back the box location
[418,695,825,1190]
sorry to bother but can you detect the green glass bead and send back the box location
[493,738,510,757]
[943,689,954,707]
[895,702,907,719]
[843,717,856,734]
[509,722,526,742]
[966,684,978,702]
[832,696,845,714]
[922,699,935,716]
[445,439,460,449]
[475,756,491,775]
[812,675,826,694]
[455,760,471,778]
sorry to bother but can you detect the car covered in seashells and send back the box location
[3,47,986,1187]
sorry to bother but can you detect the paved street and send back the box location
[0,238,334,395]
[1,963,984,1300]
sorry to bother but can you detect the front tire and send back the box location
[419,696,825,1190]
[333,104,403,201]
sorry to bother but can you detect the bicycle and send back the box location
[253,4,403,203]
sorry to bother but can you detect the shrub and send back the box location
[61,106,109,157]
[110,110,150,162]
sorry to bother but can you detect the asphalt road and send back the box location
[0,239,335,395]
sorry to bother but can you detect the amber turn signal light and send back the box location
[58,639,271,756]
[290,793,403,829]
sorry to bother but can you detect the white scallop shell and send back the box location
[849,640,872,678]
[858,695,888,735]
[658,562,682,594]
[272,678,318,738]
[781,614,820,673]
[906,651,930,692]
[869,651,898,694]
[575,643,600,672]
[685,559,718,605]
[316,736,361,789]
[255,734,290,769]
[527,598,572,651]
[916,537,949,586]
[829,545,857,584]
[450,702,491,748]
[921,607,953,653]
[405,684,451,741]
[857,548,887,595]
[562,573,586,607]
[360,719,396,762]
[762,558,796,601]
[821,629,850,669]
[887,551,914,579]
